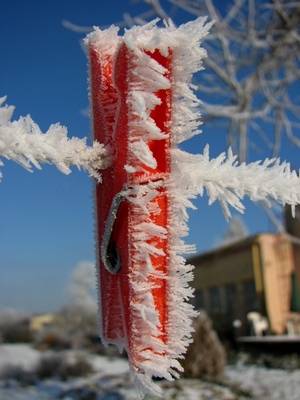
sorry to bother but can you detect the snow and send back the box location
[226,365,300,400]
[0,344,40,372]
[0,96,111,181]
[1,344,300,399]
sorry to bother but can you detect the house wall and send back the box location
[192,245,254,288]
[190,242,259,334]
[285,205,300,286]
[30,313,56,332]
[189,234,296,336]
[259,234,294,334]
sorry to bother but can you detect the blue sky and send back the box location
[1,0,298,314]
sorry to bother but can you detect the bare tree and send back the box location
[218,215,249,246]
[120,0,300,163]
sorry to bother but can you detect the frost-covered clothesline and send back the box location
[174,146,300,220]
[0,97,111,182]
[1,96,300,219]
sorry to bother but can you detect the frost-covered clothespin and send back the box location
[86,18,212,398]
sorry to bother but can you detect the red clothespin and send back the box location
[90,32,171,353]
[86,22,198,396]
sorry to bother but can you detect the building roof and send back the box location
[188,232,287,264]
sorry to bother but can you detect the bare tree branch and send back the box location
[128,0,300,163]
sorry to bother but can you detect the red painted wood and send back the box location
[90,39,172,364]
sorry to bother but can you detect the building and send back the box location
[188,233,300,337]
[29,313,56,333]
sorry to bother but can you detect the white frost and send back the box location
[0,96,112,181]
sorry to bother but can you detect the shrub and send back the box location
[0,322,32,343]
[0,308,31,343]
[36,352,93,380]
[34,330,71,351]
[0,364,36,386]
[181,311,226,381]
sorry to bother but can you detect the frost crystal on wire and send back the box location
[0,96,111,181]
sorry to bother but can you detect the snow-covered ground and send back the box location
[0,344,300,399]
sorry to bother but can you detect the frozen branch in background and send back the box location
[62,0,300,162]
[128,0,300,162]
[0,97,112,182]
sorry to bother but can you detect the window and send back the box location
[209,287,221,313]
[243,280,258,313]
[194,290,204,310]
[225,284,237,316]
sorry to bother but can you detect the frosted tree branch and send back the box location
[63,0,300,161]
[0,97,112,182]
[126,0,300,162]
